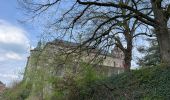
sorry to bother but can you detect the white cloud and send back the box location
[0,19,30,61]
[0,52,23,61]
[5,52,23,60]
[0,19,30,86]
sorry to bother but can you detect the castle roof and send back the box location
[32,39,123,58]
[47,39,123,58]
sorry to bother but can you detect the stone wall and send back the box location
[25,40,125,77]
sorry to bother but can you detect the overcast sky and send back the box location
[0,0,40,86]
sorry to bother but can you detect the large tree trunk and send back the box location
[155,25,170,64]
[124,41,132,72]
[151,0,170,64]
[124,51,132,72]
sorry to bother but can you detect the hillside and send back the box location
[56,64,170,100]
[78,65,170,100]
[2,64,170,100]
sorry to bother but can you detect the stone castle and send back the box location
[23,39,125,99]
[25,39,125,78]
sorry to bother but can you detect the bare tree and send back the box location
[73,0,170,64]
[19,0,168,71]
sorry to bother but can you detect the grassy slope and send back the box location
[2,65,170,100]
[74,65,170,100]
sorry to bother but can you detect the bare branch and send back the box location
[133,33,152,38]
[77,0,156,25]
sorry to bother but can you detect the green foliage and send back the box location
[48,63,104,100]
[3,64,170,100]
[77,65,170,99]
[137,38,161,67]
[48,64,170,100]
[2,81,32,100]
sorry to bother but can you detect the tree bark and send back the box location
[151,0,170,64]
[155,26,170,64]
[124,47,132,72]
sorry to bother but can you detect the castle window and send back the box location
[114,62,116,67]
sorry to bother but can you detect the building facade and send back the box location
[25,39,125,78]
[23,39,125,99]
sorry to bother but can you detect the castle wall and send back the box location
[24,41,125,99]
[25,42,124,77]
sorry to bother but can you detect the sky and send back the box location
[0,0,40,86]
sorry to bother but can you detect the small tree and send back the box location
[137,38,160,67]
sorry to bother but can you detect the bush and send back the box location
[60,65,170,100]
[2,81,32,100]
[49,63,105,100]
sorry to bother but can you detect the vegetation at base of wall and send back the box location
[2,64,170,100]
[51,64,170,100]
[46,63,106,100]
[2,81,32,100]
[74,64,170,100]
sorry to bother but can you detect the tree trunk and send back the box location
[151,0,170,64]
[155,26,170,64]
[124,49,132,72]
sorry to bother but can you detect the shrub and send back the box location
[2,81,32,100]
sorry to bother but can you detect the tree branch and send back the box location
[77,0,156,25]
[114,37,125,52]
[133,33,152,38]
